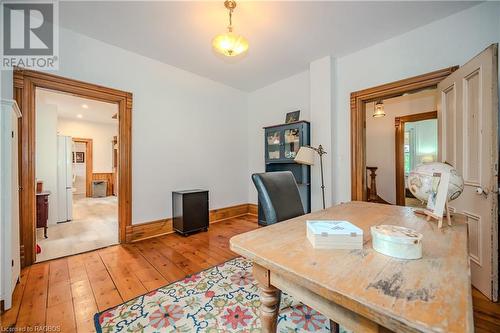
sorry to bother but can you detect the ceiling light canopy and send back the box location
[373,101,386,118]
[212,0,248,57]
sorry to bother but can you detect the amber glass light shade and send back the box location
[212,31,249,57]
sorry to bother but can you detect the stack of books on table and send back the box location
[306,220,363,249]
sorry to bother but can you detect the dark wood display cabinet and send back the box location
[172,190,209,236]
[36,191,50,238]
[260,120,311,226]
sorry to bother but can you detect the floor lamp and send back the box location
[294,145,327,209]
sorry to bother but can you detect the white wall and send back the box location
[58,118,117,173]
[245,2,500,207]
[247,71,310,203]
[244,1,500,208]
[365,90,437,204]
[1,2,498,223]
[1,26,248,224]
[333,1,500,203]
[35,104,58,225]
[247,58,335,212]
[0,71,13,101]
[310,57,333,210]
[52,26,248,224]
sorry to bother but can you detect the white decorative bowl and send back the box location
[371,225,423,260]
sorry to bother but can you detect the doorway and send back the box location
[350,44,499,301]
[72,138,93,197]
[34,88,120,262]
[14,69,132,267]
[364,90,438,205]
[350,66,456,201]
[395,111,438,206]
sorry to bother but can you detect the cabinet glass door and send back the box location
[267,131,281,160]
[284,128,300,159]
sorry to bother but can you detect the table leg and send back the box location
[259,283,281,332]
[253,263,281,333]
[330,320,340,333]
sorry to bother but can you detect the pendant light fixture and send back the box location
[212,0,249,57]
[372,100,386,118]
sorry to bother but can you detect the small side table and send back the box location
[172,190,209,236]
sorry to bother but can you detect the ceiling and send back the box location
[36,88,118,124]
[59,1,478,91]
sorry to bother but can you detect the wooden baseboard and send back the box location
[20,245,25,269]
[125,218,173,243]
[126,203,257,242]
[210,203,249,222]
[248,203,258,216]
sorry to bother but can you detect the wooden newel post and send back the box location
[366,167,378,202]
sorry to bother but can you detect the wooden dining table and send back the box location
[230,201,473,333]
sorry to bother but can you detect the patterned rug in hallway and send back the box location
[95,257,350,332]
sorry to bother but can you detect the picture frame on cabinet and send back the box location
[285,110,300,123]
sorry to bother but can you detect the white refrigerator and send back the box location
[57,135,73,222]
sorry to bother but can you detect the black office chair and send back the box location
[251,171,305,225]
[252,171,340,332]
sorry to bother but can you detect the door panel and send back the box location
[437,44,498,300]
[441,84,457,166]
[464,211,482,266]
[464,69,482,185]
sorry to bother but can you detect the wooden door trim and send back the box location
[14,68,132,267]
[72,138,93,197]
[350,66,458,201]
[394,111,437,206]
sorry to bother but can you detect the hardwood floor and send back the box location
[1,214,500,332]
[473,288,500,332]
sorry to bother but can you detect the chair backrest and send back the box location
[251,171,305,225]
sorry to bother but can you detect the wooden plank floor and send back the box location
[1,215,500,332]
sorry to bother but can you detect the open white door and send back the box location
[57,136,73,222]
[1,99,22,310]
[437,44,498,301]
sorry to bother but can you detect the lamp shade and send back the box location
[212,32,249,57]
[294,146,315,165]
[373,101,386,118]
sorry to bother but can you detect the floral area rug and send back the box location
[95,257,350,332]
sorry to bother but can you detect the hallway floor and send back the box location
[36,195,118,262]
